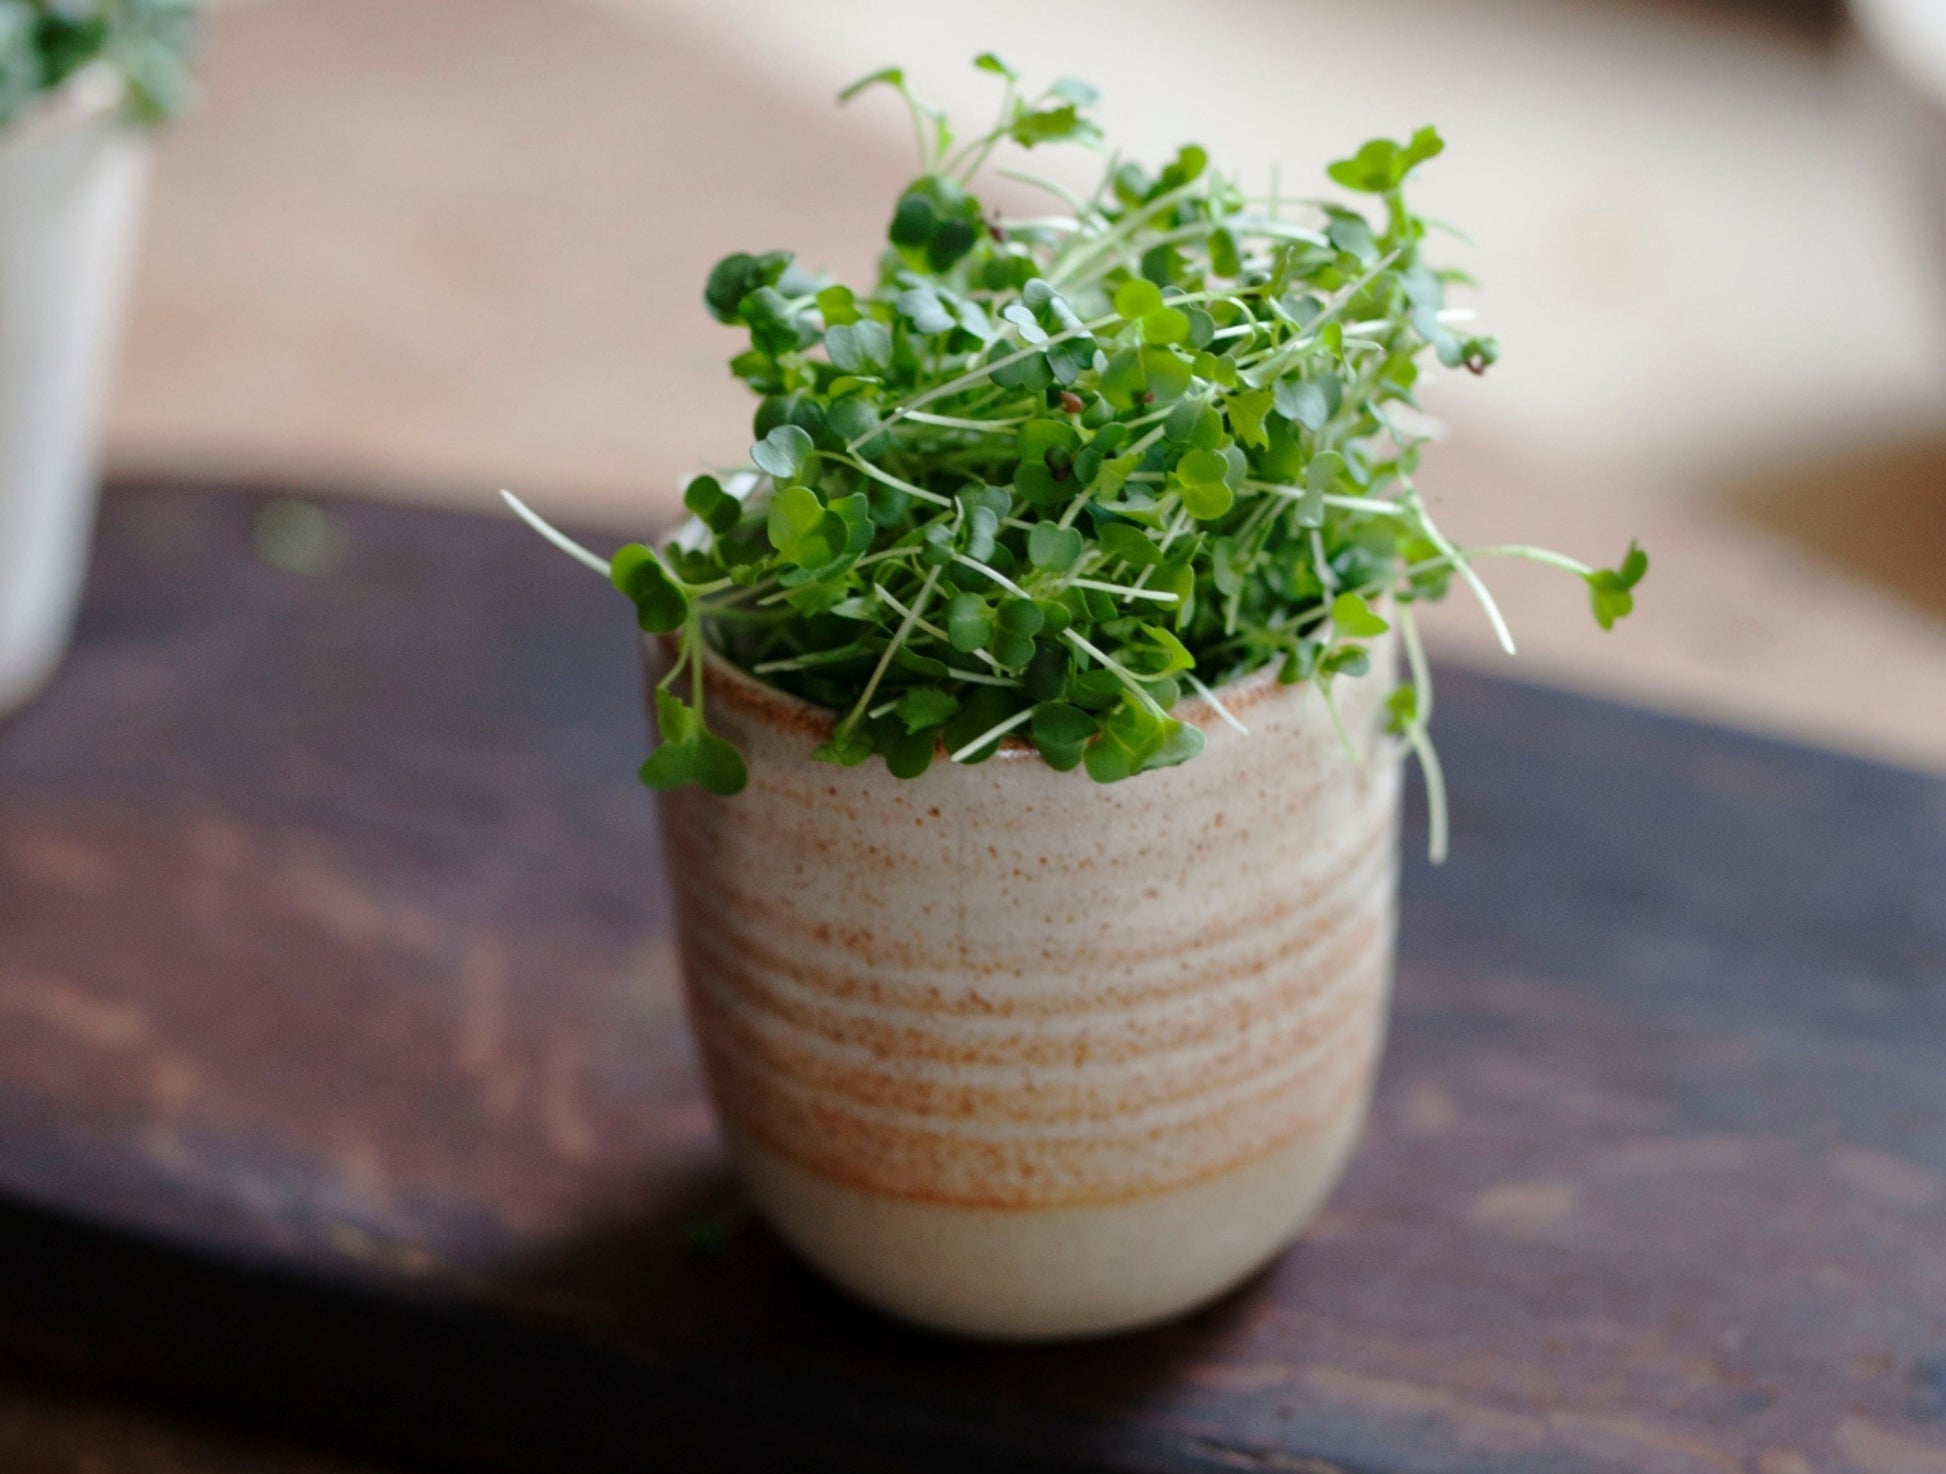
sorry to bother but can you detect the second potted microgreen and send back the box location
[0,0,199,716]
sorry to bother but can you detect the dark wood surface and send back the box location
[0,1364,385,1474]
[1,479,1942,1474]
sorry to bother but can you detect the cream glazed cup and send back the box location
[0,68,151,716]
[652,628,1402,1341]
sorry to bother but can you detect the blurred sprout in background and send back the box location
[0,0,200,126]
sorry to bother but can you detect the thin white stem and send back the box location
[894,342,1038,419]
[1397,604,1447,865]
[867,582,930,628]
[1062,630,1171,720]
[993,166,1088,214]
[1323,494,1401,517]
[1059,423,1165,530]
[1463,544,1595,578]
[855,313,1113,450]
[864,283,1241,456]
[754,551,924,607]
[1155,506,1194,555]
[1417,213,1475,243]
[1067,578,1181,604]
[1369,400,1433,456]
[1186,672,1249,736]
[900,94,930,171]
[689,615,706,714]
[998,218,1086,238]
[1239,249,1401,387]
[500,490,610,578]
[837,455,954,506]
[1139,219,1328,253]
[901,410,1034,432]
[1242,480,1409,518]
[1407,724,1449,865]
[1083,148,1123,216]
[855,544,929,571]
[1049,176,1210,286]
[838,564,942,736]
[752,647,866,675]
[945,667,1023,688]
[874,583,1013,676]
[656,629,691,692]
[949,552,1030,599]
[1320,680,1361,765]
[949,706,1035,763]
[1311,529,1339,592]
[948,78,1020,182]
[1399,603,1433,727]
[856,286,1261,447]
[1129,500,1188,593]
[1412,497,1516,655]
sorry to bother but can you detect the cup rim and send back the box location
[649,492,1386,759]
[648,630,1308,761]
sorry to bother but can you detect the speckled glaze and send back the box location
[654,635,1401,1339]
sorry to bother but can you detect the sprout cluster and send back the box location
[513,57,1645,858]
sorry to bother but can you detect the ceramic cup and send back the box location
[653,633,1401,1340]
[0,71,151,717]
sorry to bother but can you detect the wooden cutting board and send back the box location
[0,479,1941,1474]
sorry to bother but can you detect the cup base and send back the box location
[729,1095,1370,1341]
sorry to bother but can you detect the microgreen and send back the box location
[508,58,1646,861]
[0,0,198,128]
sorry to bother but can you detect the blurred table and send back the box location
[0,480,1942,1474]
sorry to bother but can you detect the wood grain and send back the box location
[0,479,1941,1474]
